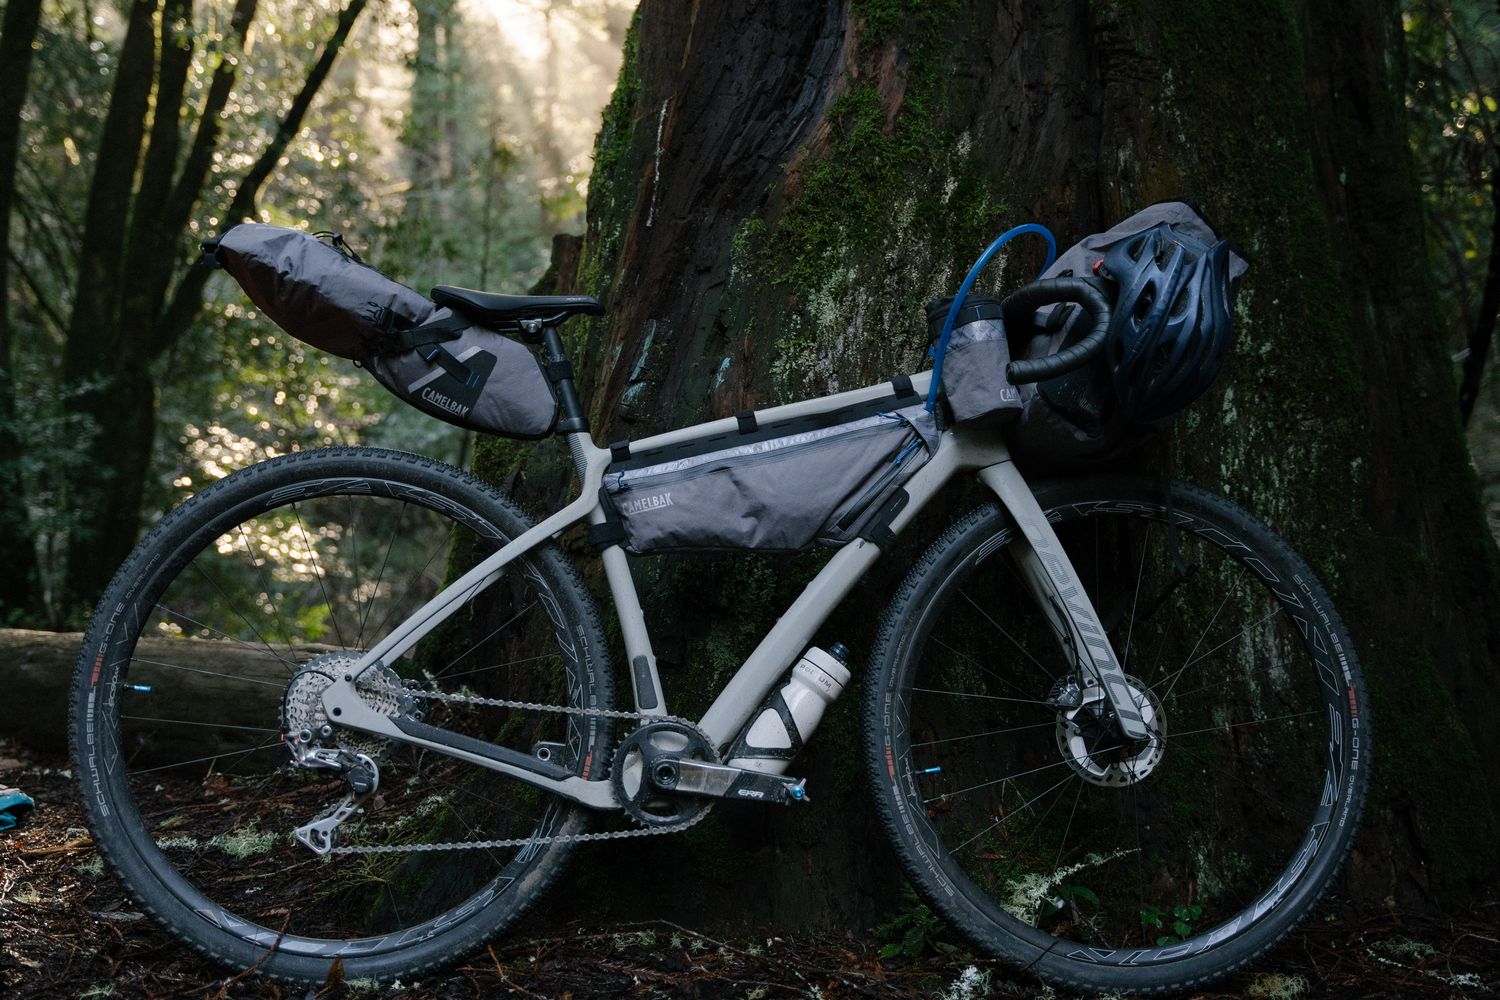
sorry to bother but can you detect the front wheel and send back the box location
[863,479,1368,994]
[69,448,614,984]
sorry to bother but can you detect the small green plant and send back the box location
[610,929,657,951]
[1140,903,1203,945]
[875,887,959,959]
[1246,972,1309,999]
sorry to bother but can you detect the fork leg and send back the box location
[978,460,1151,742]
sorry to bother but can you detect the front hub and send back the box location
[1054,674,1165,787]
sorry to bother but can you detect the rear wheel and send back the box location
[70,447,614,983]
[864,479,1367,994]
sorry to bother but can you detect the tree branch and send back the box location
[8,248,69,345]
[152,0,369,361]
[61,0,160,382]
[118,0,194,366]
[159,0,259,241]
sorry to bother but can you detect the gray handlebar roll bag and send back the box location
[210,224,559,439]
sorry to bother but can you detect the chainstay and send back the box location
[329,682,714,854]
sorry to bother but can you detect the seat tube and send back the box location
[538,320,668,716]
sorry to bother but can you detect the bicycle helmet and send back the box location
[1098,222,1235,422]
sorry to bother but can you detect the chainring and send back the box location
[609,719,719,828]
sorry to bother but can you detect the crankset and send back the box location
[611,719,811,825]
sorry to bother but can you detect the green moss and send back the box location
[591,8,642,185]
[759,8,1009,402]
[851,0,959,48]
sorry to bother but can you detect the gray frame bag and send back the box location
[206,224,559,439]
[602,401,939,553]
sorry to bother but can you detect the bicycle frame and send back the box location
[320,369,1148,810]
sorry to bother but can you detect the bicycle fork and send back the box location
[978,461,1151,742]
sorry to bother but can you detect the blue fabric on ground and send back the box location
[0,787,35,831]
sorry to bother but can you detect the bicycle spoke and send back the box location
[911,719,1056,748]
[291,500,348,650]
[154,604,300,673]
[128,656,284,688]
[357,501,408,647]
[127,741,284,776]
[957,589,1057,683]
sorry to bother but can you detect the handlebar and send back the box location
[1001,277,1113,385]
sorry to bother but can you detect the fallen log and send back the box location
[3,628,309,766]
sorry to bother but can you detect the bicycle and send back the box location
[69,222,1368,995]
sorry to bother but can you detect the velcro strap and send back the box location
[421,344,477,385]
[370,312,469,356]
[545,359,575,382]
[735,411,757,434]
[891,374,916,399]
[587,520,629,550]
[609,440,631,463]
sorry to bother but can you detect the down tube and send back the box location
[695,438,975,750]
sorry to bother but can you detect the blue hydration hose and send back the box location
[926,223,1057,412]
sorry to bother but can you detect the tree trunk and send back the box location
[59,0,162,614]
[58,0,369,615]
[479,0,1500,931]
[0,0,45,621]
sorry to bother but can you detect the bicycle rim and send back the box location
[868,480,1366,988]
[72,449,612,973]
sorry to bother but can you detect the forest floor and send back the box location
[3,740,1497,1000]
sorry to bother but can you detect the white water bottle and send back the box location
[727,643,850,774]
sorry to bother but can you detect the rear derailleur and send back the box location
[291,749,380,856]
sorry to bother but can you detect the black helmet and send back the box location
[1098,222,1235,422]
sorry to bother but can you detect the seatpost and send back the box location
[529,321,588,435]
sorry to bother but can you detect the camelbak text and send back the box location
[421,387,471,418]
[621,493,673,515]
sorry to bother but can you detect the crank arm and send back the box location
[979,462,1151,742]
[656,758,809,804]
[319,675,617,809]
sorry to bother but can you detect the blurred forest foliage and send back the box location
[0,0,630,626]
[1407,3,1500,525]
[0,0,1495,626]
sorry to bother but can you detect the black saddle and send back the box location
[431,285,604,327]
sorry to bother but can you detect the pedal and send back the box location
[654,758,810,805]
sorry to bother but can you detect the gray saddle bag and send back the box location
[207,224,559,439]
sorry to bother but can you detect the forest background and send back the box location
[2,0,1500,963]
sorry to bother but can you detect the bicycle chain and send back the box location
[327,680,713,855]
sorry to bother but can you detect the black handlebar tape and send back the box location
[1001,277,1114,385]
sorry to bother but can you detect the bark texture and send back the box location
[0,628,294,762]
[476,0,1500,929]
[0,0,45,620]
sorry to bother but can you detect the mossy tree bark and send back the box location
[476,0,1500,929]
